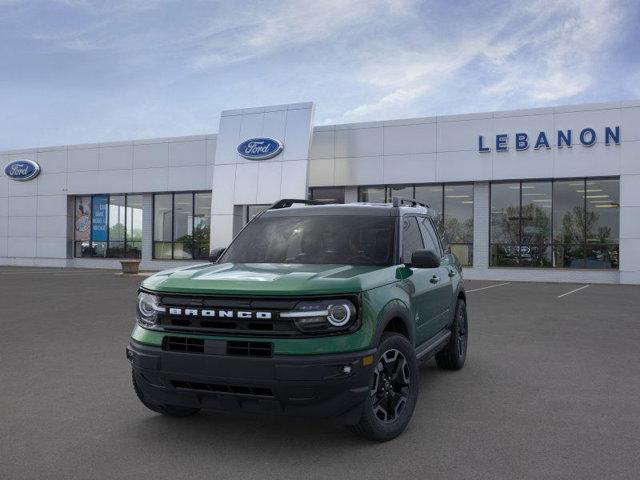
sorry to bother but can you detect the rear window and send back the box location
[220,215,396,266]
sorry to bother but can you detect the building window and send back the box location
[443,184,474,267]
[490,178,619,269]
[358,184,474,266]
[152,192,211,260]
[309,187,345,203]
[74,194,143,259]
[359,186,386,203]
[245,205,270,224]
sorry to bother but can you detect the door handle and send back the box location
[448,269,456,277]
[430,275,440,284]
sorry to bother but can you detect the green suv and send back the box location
[127,198,468,441]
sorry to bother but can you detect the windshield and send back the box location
[220,215,396,266]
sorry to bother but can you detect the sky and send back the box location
[1,0,639,150]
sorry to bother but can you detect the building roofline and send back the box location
[316,98,640,131]
[2,98,638,154]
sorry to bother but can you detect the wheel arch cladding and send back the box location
[372,299,414,347]
[457,288,466,302]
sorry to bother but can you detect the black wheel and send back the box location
[435,298,468,370]
[132,371,200,417]
[350,333,419,441]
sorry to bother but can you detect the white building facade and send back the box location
[1,100,639,284]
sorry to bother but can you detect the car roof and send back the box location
[261,202,433,218]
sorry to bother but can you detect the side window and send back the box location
[402,217,424,263]
[433,217,450,253]
[419,217,442,256]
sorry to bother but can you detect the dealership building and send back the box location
[1,100,639,284]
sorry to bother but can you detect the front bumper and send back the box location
[127,339,376,424]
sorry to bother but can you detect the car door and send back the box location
[419,216,453,333]
[400,216,442,344]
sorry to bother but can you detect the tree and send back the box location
[175,224,211,256]
[109,223,125,241]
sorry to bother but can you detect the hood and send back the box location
[141,262,397,296]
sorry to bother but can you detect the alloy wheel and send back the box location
[457,306,468,357]
[370,348,411,423]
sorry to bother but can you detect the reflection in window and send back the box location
[309,187,345,204]
[491,178,619,269]
[585,178,619,269]
[358,183,473,266]
[173,193,193,259]
[444,184,474,266]
[153,194,173,259]
[521,181,552,267]
[553,180,586,268]
[152,192,212,260]
[194,193,212,261]
[415,185,443,226]
[74,194,143,259]
[245,205,270,224]
[401,217,424,263]
[126,195,143,258]
[491,182,553,267]
[389,185,413,201]
[358,186,386,203]
[108,195,125,257]
[490,183,519,267]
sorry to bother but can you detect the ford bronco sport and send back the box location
[127,197,468,441]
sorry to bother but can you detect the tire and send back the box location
[131,371,200,417]
[350,333,419,441]
[435,298,468,370]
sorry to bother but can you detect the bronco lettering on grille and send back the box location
[167,308,272,320]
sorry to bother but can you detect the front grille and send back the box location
[227,341,273,357]
[157,295,299,336]
[171,380,274,397]
[152,293,360,337]
[163,336,204,353]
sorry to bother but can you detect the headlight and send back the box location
[136,292,165,327]
[281,299,357,334]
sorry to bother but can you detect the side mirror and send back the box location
[209,247,225,263]
[409,249,440,268]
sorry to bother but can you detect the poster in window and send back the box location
[75,196,91,241]
[91,195,108,242]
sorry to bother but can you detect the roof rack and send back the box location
[391,196,429,208]
[269,198,325,210]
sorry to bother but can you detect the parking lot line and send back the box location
[0,269,111,274]
[51,271,117,276]
[557,284,590,298]
[466,282,511,293]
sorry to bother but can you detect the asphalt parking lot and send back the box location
[1,267,639,480]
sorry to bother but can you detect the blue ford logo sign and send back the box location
[237,137,283,160]
[4,159,41,181]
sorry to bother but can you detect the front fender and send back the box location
[372,299,414,347]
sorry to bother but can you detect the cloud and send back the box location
[481,0,622,104]
[337,36,493,121]
[339,85,429,121]
[334,0,627,122]
[190,0,415,69]
[0,0,635,149]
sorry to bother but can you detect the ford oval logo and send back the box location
[4,159,41,181]
[237,137,283,160]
